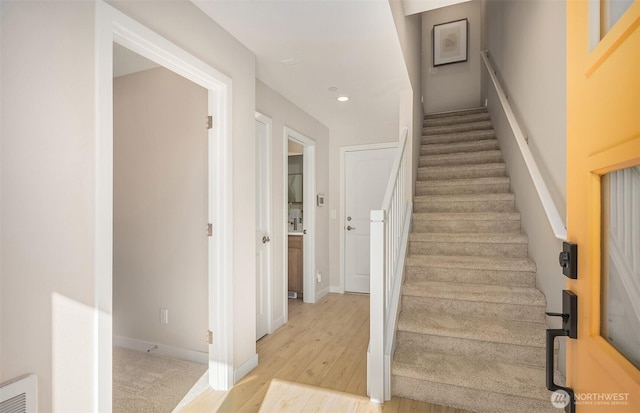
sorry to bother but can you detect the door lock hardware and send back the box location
[559,242,578,279]
[262,235,271,244]
[346,226,356,231]
[545,290,578,413]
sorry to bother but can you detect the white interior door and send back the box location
[344,147,396,293]
[255,114,272,340]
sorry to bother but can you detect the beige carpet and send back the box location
[113,346,207,413]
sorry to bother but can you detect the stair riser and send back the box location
[422,130,496,145]
[419,152,502,167]
[401,296,546,323]
[425,108,488,119]
[415,182,510,196]
[413,200,515,213]
[404,266,535,287]
[421,141,499,155]
[424,121,493,135]
[396,332,546,368]
[391,376,558,413]
[424,113,491,127]
[412,219,520,233]
[409,241,528,258]
[418,166,506,180]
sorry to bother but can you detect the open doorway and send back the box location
[284,127,316,322]
[96,4,234,410]
[112,44,209,410]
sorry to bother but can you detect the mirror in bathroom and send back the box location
[288,174,303,203]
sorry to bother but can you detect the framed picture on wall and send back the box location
[433,18,468,66]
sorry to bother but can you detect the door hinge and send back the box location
[207,115,213,130]
[206,330,214,345]
[207,223,213,237]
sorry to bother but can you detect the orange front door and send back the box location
[566,1,640,412]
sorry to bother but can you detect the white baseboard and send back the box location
[329,286,344,294]
[113,335,208,364]
[315,287,329,301]
[234,353,258,383]
[271,315,285,333]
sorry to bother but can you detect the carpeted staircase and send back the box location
[391,108,558,413]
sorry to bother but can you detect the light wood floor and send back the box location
[181,293,470,413]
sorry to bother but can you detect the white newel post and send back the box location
[369,209,385,403]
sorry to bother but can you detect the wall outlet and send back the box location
[484,98,488,107]
[317,271,322,283]
[160,308,169,324]
[330,210,337,219]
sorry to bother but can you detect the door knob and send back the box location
[262,235,271,244]
[346,225,356,231]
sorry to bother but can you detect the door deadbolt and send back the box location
[347,216,352,221]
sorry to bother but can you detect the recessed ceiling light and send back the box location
[281,58,297,66]
[337,96,350,102]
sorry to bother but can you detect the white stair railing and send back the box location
[481,50,567,240]
[368,126,413,403]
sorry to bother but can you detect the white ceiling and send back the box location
[192,0,411,131]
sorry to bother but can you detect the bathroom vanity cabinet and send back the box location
[288,235,303,297]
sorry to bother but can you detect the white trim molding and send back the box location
[95,4,235,410]
[283,127,317,314]
[113,336,208,364]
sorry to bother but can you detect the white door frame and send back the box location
[283,127,316,322]
[96,2,234,409]
[255,112,272,339]
[339,142,398,293]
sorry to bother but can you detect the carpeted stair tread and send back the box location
[419,149,502,167]
[402,280,546,307]
[392,350,551,402]
[396,330,548,369]
[422,129,496,145]
[411,213,521,233]
[418,163,506,180]
[405,254,536,273]
[414,193,515,204]
[409,232,528,244]
[393,106,555,410]
[424,120,493,135]
[421,139,499,156]
[397,311,545,349]
[415,176,511,195]
[413,211,521,222]
[424,112,491,127]
[424,107,487,119]
[413,193,515,213]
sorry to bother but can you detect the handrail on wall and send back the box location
[481,50,567,241]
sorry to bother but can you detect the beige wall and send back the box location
[113,67,208,354]
[1,2,97,410]
[389,0,424,195]
[1,1,257,410]
[256,80,330,323]
[482,0,567,373]
[422,0,482,114]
